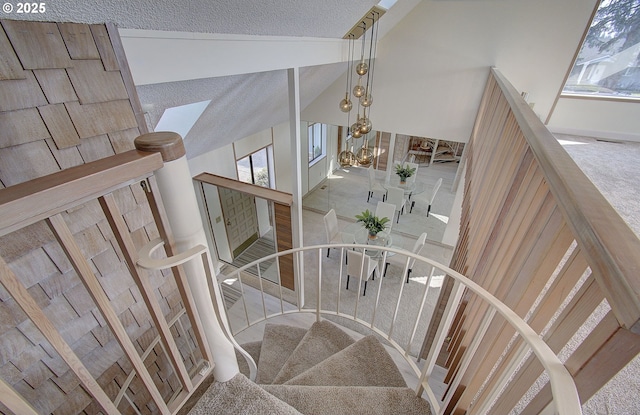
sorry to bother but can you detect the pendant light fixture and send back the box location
[338,6,383,167]
[339,134,355,168]
[338,34,356,167]
[339,34,354,113]
[356,135,374,166]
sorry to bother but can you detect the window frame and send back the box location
[308,123,327,165]
[236,145,274,189]
[561,0,640,101]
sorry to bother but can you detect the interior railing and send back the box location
[0,151,214,415]
[422,68,640,414]
[208,242,582,415]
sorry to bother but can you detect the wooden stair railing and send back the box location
[423,68,640,415]
[0,150,214,414]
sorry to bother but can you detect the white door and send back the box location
[219,188,259,259]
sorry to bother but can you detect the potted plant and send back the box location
[395,163,416,184]
[355,209,390,239]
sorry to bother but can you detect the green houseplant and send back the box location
[355,209,390,239]
[394,163,416,183]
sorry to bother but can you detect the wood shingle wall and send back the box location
[0,20,197,414]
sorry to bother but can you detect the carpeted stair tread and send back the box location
[272,320,355,384]
[187,373,302,415]
[261,384,432,415]
[256,324,308,384]
[236,340,262,378]
[284,335,407,388]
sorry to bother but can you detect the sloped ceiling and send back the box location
[9,0,388,157]
[22,0,379,37]
[136,63,346,157]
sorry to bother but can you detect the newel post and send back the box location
[134,132,238,381]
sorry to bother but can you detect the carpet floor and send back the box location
[186,320,432,415]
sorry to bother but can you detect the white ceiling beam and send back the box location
[119,29,357,86]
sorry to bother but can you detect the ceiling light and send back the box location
[338,7,382,167]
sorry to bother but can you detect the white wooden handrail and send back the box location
[219,242,582,415]
[136,238,258,382]
[136,238,581,414]
[137,237,207,270]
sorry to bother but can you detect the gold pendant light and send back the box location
[338,7,383,167]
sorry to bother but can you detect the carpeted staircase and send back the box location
[185,320,432,415]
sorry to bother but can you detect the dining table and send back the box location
[341,222,404,260]
[381,176,426,213]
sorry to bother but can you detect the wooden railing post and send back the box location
[134,132,239,381]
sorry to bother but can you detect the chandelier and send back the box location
[338,7,383,167]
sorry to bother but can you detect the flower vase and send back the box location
[368,231,378,240]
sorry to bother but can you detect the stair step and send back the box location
[261,385,432,415]
[236,340,262,378]
[256,323,308,384]
[272,320,355,384]
[284,335,407,388]
[187,373,302,415]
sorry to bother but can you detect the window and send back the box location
[562,0,640,98]
[308,123,327,164]
[237,146,274,188]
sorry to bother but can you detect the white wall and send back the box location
[189,143,238,178]
[120,29,350,85]
[201,183,232,263]
[256,198,272,237]
[272,122,294,194]
[547,97,640,143]
[302,0,598,144]
[307,124,339,192]
[190,121,339,200]
[234,129,273,159]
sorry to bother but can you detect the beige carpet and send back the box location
[256,323,308,384]
[272,320,355,384]
[186,373,302,415]
[190,320,432,415]
[283,335,407,387]
[556,134,640,415]
[262,385,432,415]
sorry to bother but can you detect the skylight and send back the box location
[377,0,397,10]
[154,100,211,139]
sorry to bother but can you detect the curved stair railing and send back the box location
[136,238,258,382]
[138,238,582,415]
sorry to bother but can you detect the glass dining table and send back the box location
[340,222,404,259]
[381,176,426,213]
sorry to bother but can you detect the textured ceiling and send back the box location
[21,0,378,38]
[137,63,346,158]
[9,0,382,157]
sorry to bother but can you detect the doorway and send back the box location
[218,187,259,259]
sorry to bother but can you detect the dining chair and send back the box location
[323,209,342,257]
[367,166,386,203]
[383,232,427,279]
[375,201,395,232]
[385,186,407,223]
[346,249,378,296]
[426,178,443,217]
[405,232,427,283]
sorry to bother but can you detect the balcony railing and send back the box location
[195,241,582,415]
[424,68,640,414]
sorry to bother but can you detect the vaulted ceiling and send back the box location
[12,1,622,157]
[11,0,415,157]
